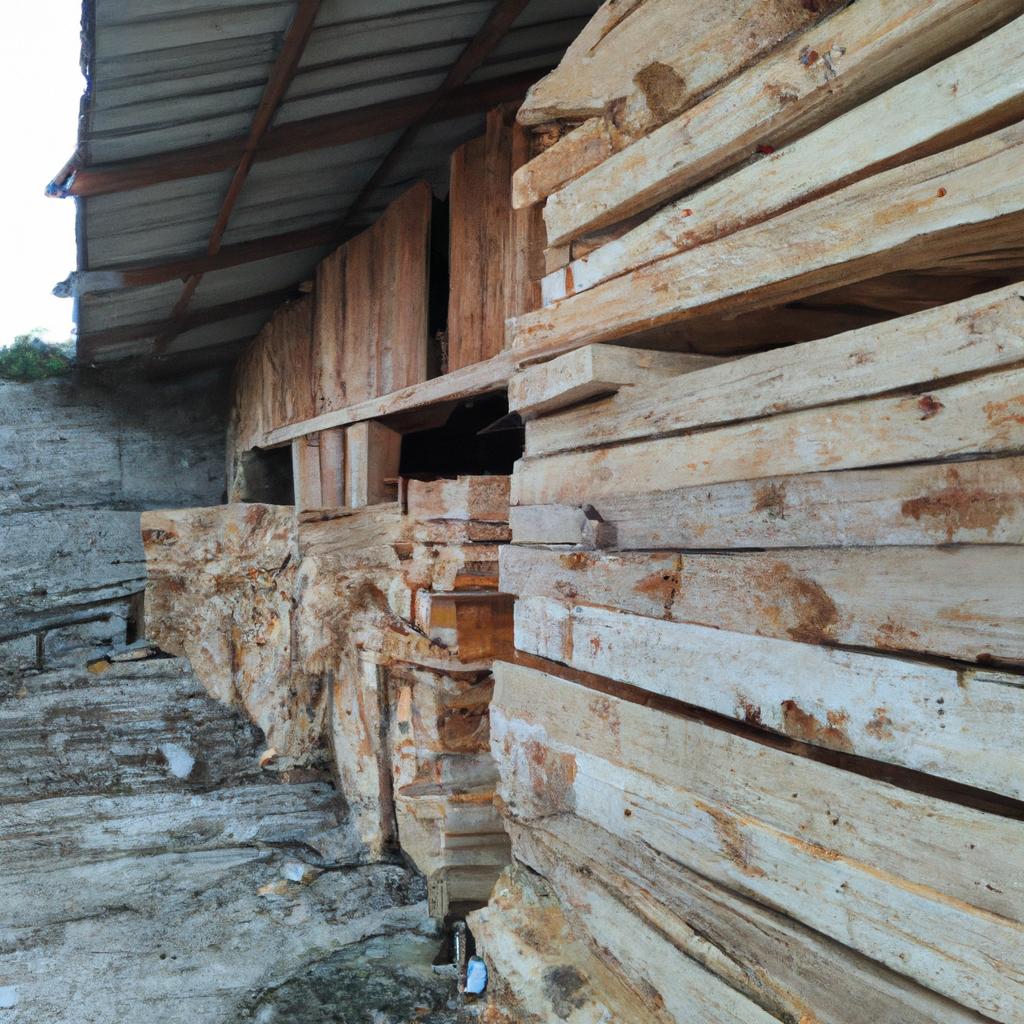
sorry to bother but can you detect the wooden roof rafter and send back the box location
[337,0,533,231]
[152,0,324,356]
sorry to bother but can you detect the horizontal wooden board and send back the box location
[509,457,1024,548]
[500,544,1024,664]
[514,596,1024,797]
[524,284,1024,455]
[509,818,996,1024]
[515,366,1024,508]
[543,15,1024,301]
[542,0,1024,244]
[508,345,721,419]
[491,661,1024,1021]
[516,0,843,133]
[509,125,1024,357]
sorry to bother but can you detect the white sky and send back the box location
[0,1,84,345]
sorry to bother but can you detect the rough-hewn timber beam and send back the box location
[50,70,542,200]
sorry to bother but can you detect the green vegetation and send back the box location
[0,333,74,382]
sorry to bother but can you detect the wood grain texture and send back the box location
[491,661,1024,1021]
[510,456,1024,549]
[525,284,1024,457]
[514,596,1024,796]
[510,124,1024,357]
[499,544,1024,664]
[506,818,995,1024]
[517,0,844,134]
[314,182,431,410]
[508,345,722,419]
[447,105,542,372]
[543,16,1024,301]
[542,0,1024,244]
[515,365,1024,507]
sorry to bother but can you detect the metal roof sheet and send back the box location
[61,0,599,367]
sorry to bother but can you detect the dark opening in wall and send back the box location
[428,195,450,377]
[399,392,523,478]
[234,446,295,504]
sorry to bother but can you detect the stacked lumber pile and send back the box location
[142,475,513,914]
[465,2,1024,1020]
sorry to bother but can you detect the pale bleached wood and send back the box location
[468,867,676,1024]
[517,0,844,133]
[262,347,522,447]
[510,125,1024,357]
[543,16,1024,302]
[542,0,1024,245]
[491,662,1024,1021]
[510,457,1024,548]
[404,476,510,523]
[345,421,401,508]
[525,284,1024,457]
[499,544,1024,664]
[509,819,995,1024]
[508,345,722,419]
[514,596,1024,797]
[515,366,1024,510]
[512,116,624,210]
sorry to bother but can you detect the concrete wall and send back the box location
[0,369,229,673]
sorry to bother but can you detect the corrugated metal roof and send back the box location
[58,0,599,367]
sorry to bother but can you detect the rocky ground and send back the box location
[0,657,469,1023]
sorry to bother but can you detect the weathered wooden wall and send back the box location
[447,104,542,372]
[230,181,432,459]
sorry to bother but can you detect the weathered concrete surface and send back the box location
[0,658,459,1023]
[0,372,227,673]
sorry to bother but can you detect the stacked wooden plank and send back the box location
[142,475,513,914]
[466,3,1024,1021]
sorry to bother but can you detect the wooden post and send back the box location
[318,427,346,507]
[291,433,323,510]
[345,421,402,507]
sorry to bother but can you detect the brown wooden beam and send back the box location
[339,0,531,228]
[52,69,541,199]
[78,287,300,358]
[154,0,323,355]
[70,220,342,295]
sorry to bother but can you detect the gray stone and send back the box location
[0,371,227,669]
[0,657,453,1024]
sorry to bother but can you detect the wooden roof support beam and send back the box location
[66,220,342,296]
[337,0,532,229]
[77,287,301,360]
[154,0,323,355]
[49,69,541,200]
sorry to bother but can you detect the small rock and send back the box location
[0,986,18,1010]
[159,742,196,779]
[281,861,322,885]
[258,747,279,768]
